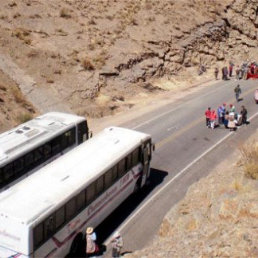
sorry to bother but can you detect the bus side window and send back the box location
[132,148,139,166]
[104,169,113,190]
[76,189,86,211]
[34,147,44,165]
[3,163,14,181]
[96,176,104,196]
[33,223,44,250]
[44,215,55,239]
[68,128,76,146]
[111,165,118,182]
[126,154,133,170]
[25,152,34,170]
[118,159,126,178]
[13,157,24,176]
[66,197,77,220]
[86,182,95,204]
[43,143,51,159]
[51,138,61,156]
[0,168,3,185]
[55,206,65,229]
[77,121,87,144]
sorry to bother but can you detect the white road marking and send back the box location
[167,126,177,131]
[105,111,258,245]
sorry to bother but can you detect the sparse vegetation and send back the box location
[60,8,71,18]
[240,143,258,180]
[81,58,95,71]
[17,113,33,123]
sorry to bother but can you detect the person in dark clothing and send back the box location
[240,105,248,124]
[234,84,242,102]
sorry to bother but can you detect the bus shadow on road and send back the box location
[96,167,168,244]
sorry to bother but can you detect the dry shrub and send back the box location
[12,28,31,44]
[60,8,71,18]
[81,58,95,71]
[11,87,25,104]
[17,113,33,123]
[240,143,258,180]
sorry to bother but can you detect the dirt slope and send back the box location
[0,0,257,123]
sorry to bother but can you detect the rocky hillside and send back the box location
[0,0,257,123]
[126,135,258,258]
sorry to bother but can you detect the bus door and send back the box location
[77,121,88,144]
[141,143,151,187]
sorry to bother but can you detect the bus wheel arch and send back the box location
[69,232,84,257]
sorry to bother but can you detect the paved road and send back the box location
[95,79,258,256]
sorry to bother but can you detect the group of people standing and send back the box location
[205,103,248,131]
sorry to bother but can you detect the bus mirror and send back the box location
[89,131,93,138]
[152,144,155,152]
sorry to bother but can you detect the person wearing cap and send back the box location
[111,231,123,258]
[86,227,99,257]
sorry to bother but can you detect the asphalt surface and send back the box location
[93,78,258,256]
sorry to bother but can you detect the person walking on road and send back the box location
[205,107,211,128]
[111,231,123,258]
[234,84,242,102]
[241,105,248,124]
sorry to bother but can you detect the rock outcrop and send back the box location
[0,0,257,117]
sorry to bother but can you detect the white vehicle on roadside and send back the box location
[0,112,90,192]
[0,127,154,258]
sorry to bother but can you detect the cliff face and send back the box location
[126,139,258,258]
[0,0,257,120]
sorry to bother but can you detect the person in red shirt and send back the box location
[210,110,217,129]
[205,107,211,128]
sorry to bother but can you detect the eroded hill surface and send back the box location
[0,0,257,121]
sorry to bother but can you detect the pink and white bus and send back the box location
[0,127,153,257]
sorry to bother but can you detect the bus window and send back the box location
[96,176,104,196]
[132,148,139,166]
[34,147,44,165]
[51,138,61,156]
[68,128,76,146]
[34,223,44,250]
[111,165,118,182]
[126,154,133,170]
[66,197,77,220]
[77,121,88,144]
[76,189,86,211]
[44,215,55,239]
[118,159,126,178]
[13,157,24,176]
[86,182,95,204]
[0,168,3,185]
[44,143,51,158]
[104,169,113,190]
[55,206,65,229]
[3,163,13,181]
[25,153,34,169]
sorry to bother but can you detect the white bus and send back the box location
[0,112,91,192]
[0,127,153,258]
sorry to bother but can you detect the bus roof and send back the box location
[0,127,150,226]
[0,112,86,166]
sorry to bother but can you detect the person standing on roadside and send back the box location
[86,227,99,257]
[217,106,223,125]
[234,84,242,102]
[210,110,217,129]
[205,107,211,128]
[111,231,123,258]
[214,67,219,80]
[241,105,248,124]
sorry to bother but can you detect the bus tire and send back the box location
[69,232,84,257]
